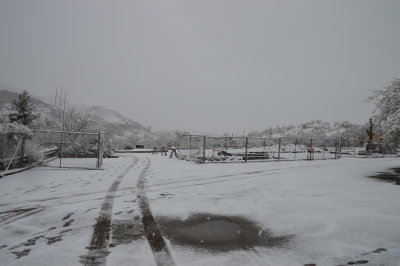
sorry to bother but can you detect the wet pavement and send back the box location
[368,168,400,185]
[109,218,144,247]
[157,213,291,252]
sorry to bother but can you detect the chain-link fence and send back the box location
[1,130,103,171]
[0,132,25,171]
[30,130,103,169]
[178,135,397,163]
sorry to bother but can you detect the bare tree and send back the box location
[62,106,100,132]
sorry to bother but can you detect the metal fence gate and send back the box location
[31,130,103,169]
[0,132,25,171]
[1,130,103,171]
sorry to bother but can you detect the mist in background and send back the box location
[1,0,399,134]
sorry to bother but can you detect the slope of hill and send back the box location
[90,106,148,130]
[258,120,364,140]
[0,89,154,148]
[0,90,56,123]
[1,89,367,149]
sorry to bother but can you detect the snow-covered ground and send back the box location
[0,156,155,265]
[0,154,399,266]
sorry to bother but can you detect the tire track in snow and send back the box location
[148,157,397,191]
[82,157,138,266]
[137,158,176,266]
[144,163,333,193]
[0,207,44,226]
[0,186,137,208]
[148,163,330,188]
[1,164,327,209]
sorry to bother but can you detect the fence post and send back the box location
[383,142,386,158]
[2,134,5,165]
[245,137,248,163]
[322,139,325,160]
[20,134,25,168]
[278,138,281,159]
[177,135,181,158]
[97,133,101,169]
[339,137,342,159]
[59,131,64,168]
[335,139,338,159]
[263,138,266,162]
[294,138,297,160]
[189,135,192,161]
[203,135,206,163]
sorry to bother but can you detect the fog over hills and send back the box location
[1,89,367,149]
[0,90,147,128]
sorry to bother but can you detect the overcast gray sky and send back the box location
[0,0,399,134]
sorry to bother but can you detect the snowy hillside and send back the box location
[258,120,364,139]
[0,90,56,123]
[89,106,149,131]
[1,89,367,149]
[0,89,154,148]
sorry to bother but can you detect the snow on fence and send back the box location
[177,135,397,163]
[0,130,103,171]
[31,130,103,169]
[0,132,25,171]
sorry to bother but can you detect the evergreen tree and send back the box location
[9,90,35,126]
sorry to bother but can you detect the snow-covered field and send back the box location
[0,154,399,266]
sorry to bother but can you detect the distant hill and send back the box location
[0,90,50,108]
[90,105,148,130]
[257,120,365,140]
[0,89,154,148]
[0,89,56,123]
[1,89,367,149]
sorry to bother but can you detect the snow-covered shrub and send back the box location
[368,78,400,146]
[25,141,43,163]
[0,122,32,135]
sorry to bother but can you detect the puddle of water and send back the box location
[157,213,291,252]
[79,251,109,266]
[391,168,400,175]
[369,168,400,185]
